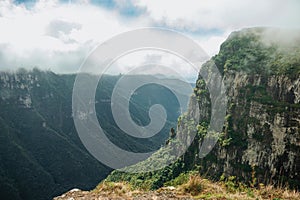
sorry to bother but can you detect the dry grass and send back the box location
[177,174,300,200]
[179,175,204,195]
[55,175,300,200]
[93,181,134,197]
[255,185,300,200]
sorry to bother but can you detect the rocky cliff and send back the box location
[191,28,300,188]
[104,28,300,191]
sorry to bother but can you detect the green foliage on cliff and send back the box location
[106,27,300,192]
[213,28,300,76]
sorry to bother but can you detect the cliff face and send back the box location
[188,28,300,188]
[0,70,180,200]
[104,28,300,191]
[193,72,300,187]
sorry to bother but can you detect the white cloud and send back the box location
[0,0,144,72]
[108,50,200,81]
[194,32,230,57]
[0,0,299,73]
[135,0,300,31]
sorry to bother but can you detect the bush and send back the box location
[180,175,203,195]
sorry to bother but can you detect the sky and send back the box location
[0,0,300,77]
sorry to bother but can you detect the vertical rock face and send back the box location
[181,28,300,188]
[208,73,299,187]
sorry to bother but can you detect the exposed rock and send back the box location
[184,28,300,189]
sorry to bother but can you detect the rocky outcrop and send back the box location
[182,28,300,189]
[198,72,299,187]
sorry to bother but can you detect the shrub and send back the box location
[180,175,203,195]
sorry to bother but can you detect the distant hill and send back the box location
[0,69,183,200]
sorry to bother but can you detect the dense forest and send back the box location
[0,70,182,200]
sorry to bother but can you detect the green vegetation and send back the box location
[98,172,300,200]
[0,69,182,200]
[212,28,300,76]
[3,27,300,199]
[106,28,300,195]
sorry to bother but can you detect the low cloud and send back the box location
[0,0,137,72]
[260,28,300,48]
[0,0,299,74]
